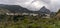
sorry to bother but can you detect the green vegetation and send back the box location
[0,14,59,28]
[0,9,60,28]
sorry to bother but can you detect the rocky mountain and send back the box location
[0,4,51,14]
[38,6,51,14]
[0,4,30,13]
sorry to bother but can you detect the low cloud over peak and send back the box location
[0,0,60,12]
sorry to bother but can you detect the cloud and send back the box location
[0,0,60,12]
[18,0,48,11]
[50,0,60,12]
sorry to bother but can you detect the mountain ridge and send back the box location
[0,4,51,14]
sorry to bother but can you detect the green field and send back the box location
[0,15,60,28]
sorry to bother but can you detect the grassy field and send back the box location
[0,15,60,28]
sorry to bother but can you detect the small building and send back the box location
[22,13,29,15]
[30,13,38,16]
[6,13,14,15]
[41,14,50,18]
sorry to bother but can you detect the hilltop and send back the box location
[0,4,51,14]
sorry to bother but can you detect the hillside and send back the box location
[55,9,60,18]
[0,4,30,13]
[0,4,60,28]
[0,4,51,14]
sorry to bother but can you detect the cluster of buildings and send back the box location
[6,13,38,16]
[0,4,52,18]
[5,6,51,18]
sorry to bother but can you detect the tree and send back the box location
[56,9,60,14]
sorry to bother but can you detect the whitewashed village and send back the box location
[3,6,51,18]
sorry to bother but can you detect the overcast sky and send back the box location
[0,0,60,12]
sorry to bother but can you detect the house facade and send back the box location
[6,12,38,16]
